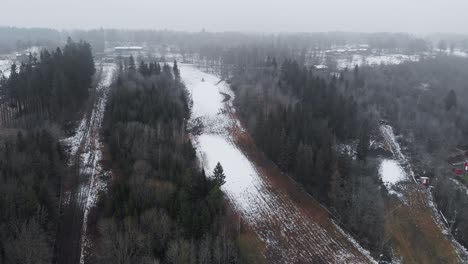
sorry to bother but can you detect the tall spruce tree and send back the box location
[213,162,226,187]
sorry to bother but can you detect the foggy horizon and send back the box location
[1,0,468,34]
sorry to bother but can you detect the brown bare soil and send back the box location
[229,125,374,263]
[385,186,459,264]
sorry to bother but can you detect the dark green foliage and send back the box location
[96,60,238,263]
[356,121,370,161]
[231,57,384,255]
[233,59,359,202]
[0,38,95,124]
[0,129,67,264]
[213,162,226,187]
[444,89,457,111]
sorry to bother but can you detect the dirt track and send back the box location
[54,63,115,264]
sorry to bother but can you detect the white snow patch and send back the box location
[194,134,266,217]
[380,124,416,183]
[337,54,419,70]
[379,159,406,187]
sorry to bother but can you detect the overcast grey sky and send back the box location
[1,0,467,34]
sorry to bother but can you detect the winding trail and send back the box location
[182,64,375,263]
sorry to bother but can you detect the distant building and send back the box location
[114,46,143,53]
[313,64,328,70]
[420,177,430,187]
[16,53,29,63]
[103,57,115,63]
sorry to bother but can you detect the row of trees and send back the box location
[0,38,95,124]
[230,57,384,255]
[93,58,242,263]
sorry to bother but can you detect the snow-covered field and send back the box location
[182,63,375,263]
[337,54,420,70]
[60,63,116,264]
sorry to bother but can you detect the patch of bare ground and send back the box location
[228,123,374,263]
[385,185,459,264]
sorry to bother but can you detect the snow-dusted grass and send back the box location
[182,63,375,263]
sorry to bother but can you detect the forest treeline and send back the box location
[230,57,385,256]
[0,39,95,264]
[92,58,247,263]
[0,27,61,54]
[4,26,463,56]
[0,38,95,125]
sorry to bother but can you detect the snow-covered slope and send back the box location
[182,63,375,263]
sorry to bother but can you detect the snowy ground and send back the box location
[0,59,13,78]
[379,159,406,188]
[60,62,116,264]
[336,54,420,70]
[182,63,375,263]
[379,124,417,183]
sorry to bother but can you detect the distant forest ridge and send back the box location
[1,26,468,54]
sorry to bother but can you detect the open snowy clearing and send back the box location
[182,63,375,263]
[379,159,406,188]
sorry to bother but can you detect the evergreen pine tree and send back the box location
[173,60,180,79]
[213,162,226,186]
[445,89,457,111]
[356,121,370,161]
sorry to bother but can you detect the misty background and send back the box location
[1,0,468,33]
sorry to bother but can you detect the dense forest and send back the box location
[92,58,244,263]
[0,39,95,264]
[345,56,468,248]
[0,129,68,264]
[230,57,385,255]
[0,38,95,125]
